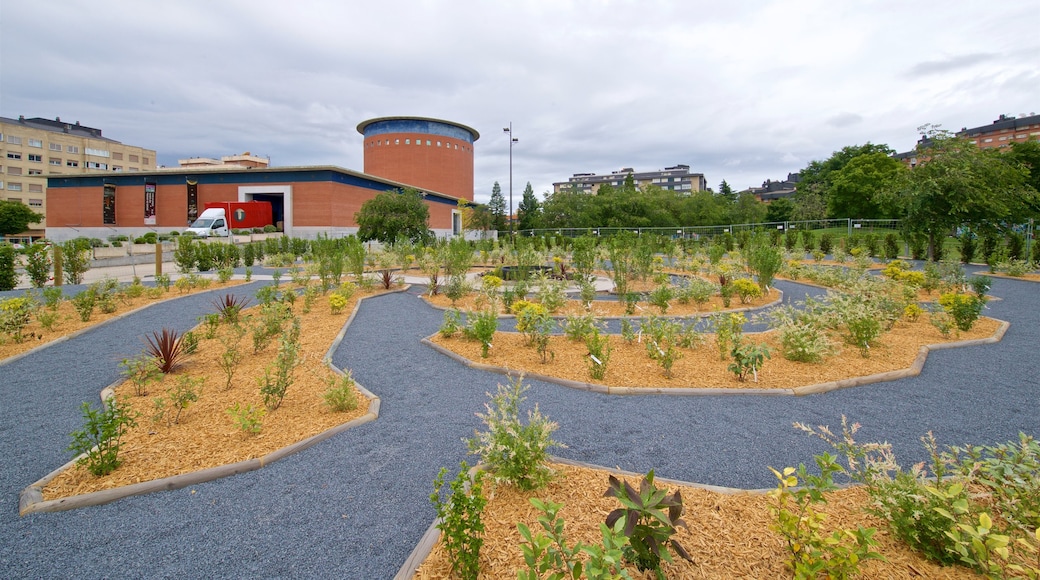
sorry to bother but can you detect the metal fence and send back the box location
[514,218,905,240]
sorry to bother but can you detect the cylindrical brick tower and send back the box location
[357,116,479,201]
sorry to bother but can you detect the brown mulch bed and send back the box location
[414,462,981,579]
[430,316,1001,390]
[41,284,389,501]
[423,287,780,318]
[0,280,246,362]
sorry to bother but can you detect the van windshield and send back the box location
[190,218,215,228]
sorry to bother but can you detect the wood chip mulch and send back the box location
[415,462,982,579]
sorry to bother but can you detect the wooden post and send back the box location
[53,244,63,287]
[155,241,162,277]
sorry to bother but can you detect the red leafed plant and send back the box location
[144,328,185,373]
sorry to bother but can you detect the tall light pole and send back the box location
[503,123,517,235]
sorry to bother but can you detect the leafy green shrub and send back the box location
[959,231,977,264]
[68,397,138,476]
[819,233,833,255]
[323,370,359,412]
[562,312,597,342]
[768,456,883,578]
[604,470,692,574]
[585,327,612,380]
[466,376,562,490]
[226,402,265,435]
[259,317,301,410]
[0,295,36,343]
[748,242,784,290]
[166,376,202,424]
[712,311,746,360]
[430,461,487,580]
[728,342,770,382]
[71,288,97,322]
[535,275,567,314]
[440,308,463,338]
[884,233,900,260]
[518,498,630,580]
[120,354,162,396]
[24,243,52,288]
[731,277,763,304]
[463,309,498,358]
[647,284,673,313]
[938,292,986,332]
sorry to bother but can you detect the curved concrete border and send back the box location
[17,286,408,515]
[0,282,251,369]
[421,318,1009,397]
[394,455,773,579]
[970,270,1040,283]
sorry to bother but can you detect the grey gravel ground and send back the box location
[0,276,1037,579]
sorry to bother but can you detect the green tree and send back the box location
[790,184,827,221]
[0,200,43,236]
[355,188,431,244]
[797,143,895,218]
[898,128,1038,260]
[541,185,597,229]
[517,182,541,231]
[488,181,507,232]
[765,197,795,223]
[730,191,767,224]
[718,179,736,202]
[1006,140,1040,194]
[827,152,906,219]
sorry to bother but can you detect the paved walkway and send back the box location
[0,274,1037,578]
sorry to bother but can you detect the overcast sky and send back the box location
[2,1,1037,206]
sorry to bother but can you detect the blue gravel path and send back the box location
[0,277,1037,579]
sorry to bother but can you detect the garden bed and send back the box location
[34,285,393,503]
[412,461,981,579]
[428,316,1003,390]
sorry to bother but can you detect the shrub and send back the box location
[259,317,301,410]
[776,318,832,363]
[728,342,771,382]
[440,308,463,338]
[819,233,833,255]
[769,456,883,578]
[328,292,348,314]
[605,471,693,574]
[24,243,52,288]
[466,376,562,490]
[518,498,630,580]
[748,242,784,290]
[430,462,487,580]
[647,284,673,313]
[120,354,162,396]
[883,233,900,260]
[712,311,746,361]
[463,309,498,358]
[0,295,36,343]
[731,277,763,304]
[68,397,138,476]
[226,403,265,434]
[938,292,986,332]
[323,371,360,412]
[959,231,977,264]
[562,312,597,342]
[585,327,612,380]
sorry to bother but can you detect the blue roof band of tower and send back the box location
[356,116,480,143]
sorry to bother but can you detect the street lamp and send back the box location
[503,123,518,235]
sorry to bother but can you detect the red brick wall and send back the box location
[362,133,474,201]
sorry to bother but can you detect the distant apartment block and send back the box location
[176,152,271,170]
[748,172,801,202]
[553,164,707,194]
[958,113,1040,149]
[0,115,157,240]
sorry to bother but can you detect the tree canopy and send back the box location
[0,200,43,236]
[826,152,906,219]
[796,143,896,219]
[488,181,507,232]
[517,182,541,231]
[354,188,431,244]
[898,129,1038,258]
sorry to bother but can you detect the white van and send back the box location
[185,208,229,238]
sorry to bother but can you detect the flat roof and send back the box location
[356,116,479,141]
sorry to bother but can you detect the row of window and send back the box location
[365,138,471,152]
[2,135,146,164]
[0,195,44,207]
[4,182,44,193]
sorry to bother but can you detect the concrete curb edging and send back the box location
[17,287,408,516]
[421,318,1009,397]
[394,455,773,579]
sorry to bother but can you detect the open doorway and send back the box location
[239,185,292,235]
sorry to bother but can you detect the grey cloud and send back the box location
[905,53,997,77]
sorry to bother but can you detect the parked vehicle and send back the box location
[185,201,273,237]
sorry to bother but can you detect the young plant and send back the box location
[218,324,246,391]
[938,292,986,332]
[463,309,498,358]
[430,461,487,580]
[120,354,162,396]
[143,328,186,373]
[768,456,884,579]
[562,312,597,342]
[585,327,612,381]
[226,402,265,435]
[466,376,563,490]
[439,308,464,338]
[728,342,771,382]
[213,293,251,324]
[712,311,746,361]
[518,498,631,580]
[731,277,763,304]
[68,397,138,476]
[604,470,693,574]
[167,376,202,425]
[258,317,301,410]
[323,370,359,412]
